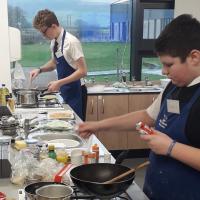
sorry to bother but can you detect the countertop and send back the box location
[87,85,163,95]
[0,103,149,200]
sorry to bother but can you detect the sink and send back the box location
[28,132,85,149]
[128,86,162,92]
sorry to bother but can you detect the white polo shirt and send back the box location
[146,76,200,121]
[50,28,85,85]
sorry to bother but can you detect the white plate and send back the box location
[48,139,80,148]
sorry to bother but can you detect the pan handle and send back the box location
[115,150,130,164]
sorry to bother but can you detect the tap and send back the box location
[24,119,30,139]
[23,116,39,138]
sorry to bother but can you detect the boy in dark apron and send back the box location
[30,9,87,120]
[78,14,200,200]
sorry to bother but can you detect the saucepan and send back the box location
[24,181,72,200]
[14,88,56,107]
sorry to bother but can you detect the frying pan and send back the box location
[70,163,135,198]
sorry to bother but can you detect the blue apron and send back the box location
[143,85,200,200]
[54,30,83,119]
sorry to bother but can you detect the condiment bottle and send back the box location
[6,93,15,112]
[39,144,48,160]
[92,144,99,163]
[56,150,68,164]
[0,84,9,106]
[48,145,56,159]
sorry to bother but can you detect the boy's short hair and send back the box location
[33,9,59,30]
[155,14,200,62]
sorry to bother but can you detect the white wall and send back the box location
[175,0,200,20]
[0,0,11,91]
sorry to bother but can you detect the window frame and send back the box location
[130,0,174,81]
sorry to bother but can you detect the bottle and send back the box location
[56,150,68,164]
[92,144,99,163]
[48,145,56,159]
[39,144,48,160]
[0,84,9,106]
[6,93,15,112]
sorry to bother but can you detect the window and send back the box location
[7,0,131,83]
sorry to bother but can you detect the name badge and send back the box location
[167,99,180,114]
[55,51,62,58]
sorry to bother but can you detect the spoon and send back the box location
[103,161,150,184]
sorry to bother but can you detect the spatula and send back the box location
[103,161,150,184]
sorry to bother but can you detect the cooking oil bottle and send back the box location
[0,84,9,106]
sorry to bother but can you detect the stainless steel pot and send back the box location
[36,184,73,200]
[24,182,68,200]
[16,89,40,106]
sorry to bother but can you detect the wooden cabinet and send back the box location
[127,94,158,149]
[86,93,158,150]
[86,95,128,150]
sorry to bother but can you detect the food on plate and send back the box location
[48,110,74,119]
[41,94,57,100]
[43,120,73,130]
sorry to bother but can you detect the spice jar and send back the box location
[92,144,99,163]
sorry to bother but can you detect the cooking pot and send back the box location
[24,182,66,200]
[70,163,135,198]
[15,88,50,107]
[16,89,40,106]
[36,184,73,200]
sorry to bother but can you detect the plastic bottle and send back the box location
[48,145,57,159]
[0,84,9,106]
[39,144,48,160]
[92,144,99,163]
[6,93,15,112]
[56,150,68,164]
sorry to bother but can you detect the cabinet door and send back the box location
[86,95,98,121]
[97,95,128,150]
[127,94,158,149]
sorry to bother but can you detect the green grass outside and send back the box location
[21,42,130,71]
[21,42,164,81]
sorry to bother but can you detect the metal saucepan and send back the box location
[24,181,66,200]
[14,88,56,106]
[36,184,73,200]
[70,163,135,198]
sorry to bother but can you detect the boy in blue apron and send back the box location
[30,9,87,120]
[78,14,200,200]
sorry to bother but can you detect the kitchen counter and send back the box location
[87,85,162,95]
[0,103,149,200]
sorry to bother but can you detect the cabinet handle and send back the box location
[102,98,105,114]
[90,99,94,114]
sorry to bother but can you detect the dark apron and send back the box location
[54,30,83,119]
[143,85,200,200]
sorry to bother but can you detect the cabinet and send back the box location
[86,93,158,150]
[127,94,158,149]
[86,95,128,150]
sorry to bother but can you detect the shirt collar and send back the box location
[188,76,200,87]
[55,27,64,45]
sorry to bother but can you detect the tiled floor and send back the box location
[121,157,148,188]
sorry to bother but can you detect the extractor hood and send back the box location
[9,26,21,62]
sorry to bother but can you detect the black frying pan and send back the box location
[70,163,135,198]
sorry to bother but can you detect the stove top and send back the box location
[16,98,63,109]
[18,185,132,200]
